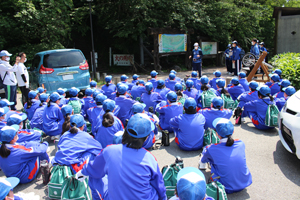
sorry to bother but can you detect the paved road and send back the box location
[1,66,300,199]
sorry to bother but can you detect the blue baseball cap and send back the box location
[213,70,221,77]
[212,97,224,108]
[216,79,225,88]
[70,114,86,128]
[132,74,139,80]
[177,167,206,200]
[0,50,12,57]
[200,76,209,84]
[93,90,101,99]
[150,70,158,77]
[283,86,296,96]
[0,125,19,142]
[170,70,177,74]
[184,98,197,109]
[185,80,194,88]
[157,79,165,87]
[238,72,246,78]
[138,80,145,85]
[7,113,27,125]
[28,90,38,99]
[269,73,280,82]
[57,88,67,95]
[174,83,182,91]
[85,88,93,96]
[191,71,198,77]
[227,44,231,48]
[105,75,112,82]
[272,69,282,76]
[167,91,177,102]
[213,118,234,138]
[126,113,155,138]
[230,77,239,85]
[121,74,128,81]
[37,87,45,93]
[69,87,80,96]
[145,82,153,92]
[117,84,128,95]
[103,99,116,112]
[0,177,20,200]
[0,99,14,107]
[278,79,291,88]
[257,85,271,97]
[132,102,146,113]
[248,81,259,90]
[61,105,73,117]
[50,92,62,102]
[95,94,107,104]
[169,73,176,80]
[0,107,9,117]
[90,80,97,87]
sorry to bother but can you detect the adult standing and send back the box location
[189,43,203,78]
[231,41,241,76]
[0,50,19,110]
[15,52,29,106]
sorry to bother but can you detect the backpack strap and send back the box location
[1,71,7,82]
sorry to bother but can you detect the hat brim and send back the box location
[15,113,27,121]
[11,124,20,132]
[5,177,20,189]
[1,107,9,115]
[177,167,205,181]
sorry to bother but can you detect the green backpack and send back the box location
[61,175,92,200]
[161,163,183,199]
[68,100,82,114]
[265,103,279,127]
[201,90,216,108]
[221,94,235,109]
[206,180,228,200]
[203,128,220,147]
[48,165,72,199]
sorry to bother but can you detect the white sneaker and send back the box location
[241,118,246,122]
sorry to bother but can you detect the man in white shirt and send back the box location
[0,50,19,110]
[16,52,29,105]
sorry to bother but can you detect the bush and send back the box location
[271,52,300,90]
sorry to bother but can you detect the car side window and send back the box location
[31,55,41,70]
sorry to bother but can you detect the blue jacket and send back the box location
[224,48,232,60]
[239,79,250,92]
[30,102,47,130]
[59,97,68,107]
[101,84,117,100]
[148,78,158,89]
[165,80,178,91]
[269,83,280,96]
[231,46,241,61]
[259,46,267,53]
[274,91,284,99]
[87,105,105,134]
[201,139,252,193]
[82,96,94,116]
[187,78,201,88]
[250,44,260,56]
[24,99,41,120]
[157,102,183,132]
[199,108,233,130]
[0,141,49,184]
[141,92,162,112]
[17,129,42,143]
[237,91,259,108]
[42,103,64,136]
[82,144,166,200]
[192,48,203,63]
[95,114,124,148]
[115,96,137,125]
[130,85,147,100]
[275,97,288,111]
[209,78,224,90]
[183,88,198,99]
[227,85,245,101]
[52,130,102,173]
[170,113,205,151]
[154,88,171,101]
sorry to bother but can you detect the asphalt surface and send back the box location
[1,66,300,200]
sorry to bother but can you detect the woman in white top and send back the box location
[16,52,29,105]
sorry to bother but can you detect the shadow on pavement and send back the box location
[239,121,278,137]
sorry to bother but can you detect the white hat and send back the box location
[0,50,12,57]
[194,43,199,47]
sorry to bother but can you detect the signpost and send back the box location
[113,54,134,66]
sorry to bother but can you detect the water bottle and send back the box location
[161,130,170,146]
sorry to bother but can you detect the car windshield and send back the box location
[43,51,85,68]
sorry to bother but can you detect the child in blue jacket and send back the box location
[130,80,147,100]
[275,86,296,111]
[101,75,116,100]
[148,70,158,89]
[57,88,68,107]
[274,79,290,99]
[201,118,252,194]
[68,87,85,115]
[82,88,94,116]
[0,107,9,129]
[267,74,281,95]
[183,80,198,99]
[170,98,205,151]
[154,79,171,101]
[30,93,48,130]
[87,94,107,134]
[141,82,162,112]
[238,72,249,92]
[196,76,217,109]
[227,77,245,101]
[215,79,229,97]
[24,90,41,121]
[188,71,201,89]
[209,70,223,90]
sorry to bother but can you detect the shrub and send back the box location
[271,52,300,90]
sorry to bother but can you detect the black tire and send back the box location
[242,53,256,67]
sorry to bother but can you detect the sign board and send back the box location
[113,54,134,66]
[201,42,217,55]
[159,34,187,53]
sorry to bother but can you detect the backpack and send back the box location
[68,100,82,114]
[201,90,216,108]
[48,165,72,199]
[0,72,7,89]
[221,94,235,109]
[61,175,92,200]
[161,162,183,199]
[206,180,228,200]
[203,128,220,147]
[265,102,279,127]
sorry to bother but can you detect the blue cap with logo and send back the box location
[177,167,206,200]
[278,79,291,88]
[283,86,296,96]
[238,72,246,78]
[7,113,27,125]
[0,107,9,117]
[57,88,67,95]
[169,73,176,80]
[132,102,146,113]
[272,69,282,76]
[95,94,107,104]
[213,118,234,138]
[132,74,139,80]
[216,79,225,88]
[230,77,239,85]
[191,71,198,77]
[117,84,128,95]
[90,80,97,87]
[145,82,153,92]
[85,88,93,96]
[248,81,259,90]
[70,114,86,128]
[105,75,112,82]
[184,98,197,109]
[167,91,177,102]
[257,85,271,97]
[212,97,224,108]
[185,80,194,88]
[157,79,165,87]
[174,83,182,91]
[126,113,155,138]
[269,73,280,82]
[37,87,45,94]
[0,50,12,57]
[0,99,14,107]
[103,99,116,112]
[61,105,73,117]
[150,70,158,77]
[50,92,62,102]
[213,70,221,77]
[69,87,80,97]
[0,177,20,200]
[200,76,209,84]
[0,125,19,142]
[121,74,128,81]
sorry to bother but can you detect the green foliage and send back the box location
[271,53,300,90]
